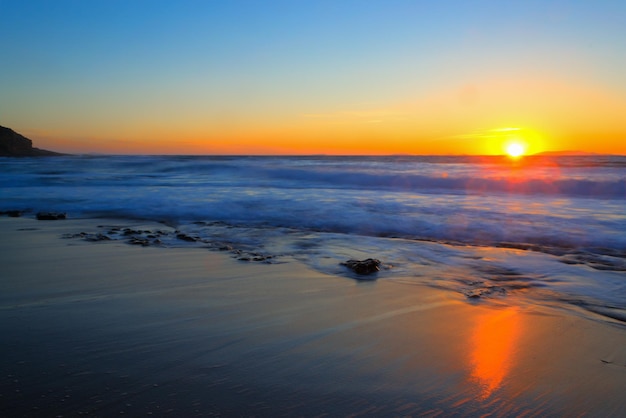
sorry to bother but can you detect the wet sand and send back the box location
[1,217,625,416]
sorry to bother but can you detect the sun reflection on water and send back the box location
[470,307,522,400]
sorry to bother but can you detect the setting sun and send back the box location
[506,142,526,158]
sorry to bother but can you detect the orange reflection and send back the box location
[470,307,522,400]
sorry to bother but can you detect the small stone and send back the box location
[36,212,66,220]
[85,234,111,242]
[176,233,198,242]
[341,258,381,275]
[128,238,150,246]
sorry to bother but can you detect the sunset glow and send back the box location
[470,307,522,399]
[1,1,626,155]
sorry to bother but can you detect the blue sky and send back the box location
[1,0,625,154]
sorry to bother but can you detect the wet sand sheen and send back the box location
[1,217,625,416]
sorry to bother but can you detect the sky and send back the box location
[1,0,625,155]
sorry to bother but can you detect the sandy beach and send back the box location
[1,216,625,417]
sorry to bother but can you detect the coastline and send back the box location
[1,217,625,416]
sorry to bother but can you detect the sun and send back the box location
[480,127,543,156]
[505,142,526,158]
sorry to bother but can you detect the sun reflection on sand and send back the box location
[470,307,522,400]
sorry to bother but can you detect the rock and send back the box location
[176,233,198,242]
[464,289,484,299]
[84,234,111,242]
[0,210,24,217]
[0,125,64,156]
[36,212,67,220]
[128,237,150,246]
[341,258,381,275]
[463,286,506,300]
[62,232,109,241]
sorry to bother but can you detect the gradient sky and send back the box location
[1,0,625,155]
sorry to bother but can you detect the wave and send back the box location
[251,167,626,199]
[5,155,624,199]
[2,155,625,254]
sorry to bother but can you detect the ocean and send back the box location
[2,154,625,323]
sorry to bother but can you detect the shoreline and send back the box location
[1,217,625,416]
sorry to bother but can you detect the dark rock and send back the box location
[0,125,64,157]
[36,212,67,220]
[1,210,24,217]
[176,233,198,242]
[84,234,111,242]
[63,232,111,242]
[463,287,507,300]
[341,258,381,275]
[128,238,150,246]
[464,289,484,299]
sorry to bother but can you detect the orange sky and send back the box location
[25,76,625,155]
[2,1,625,155]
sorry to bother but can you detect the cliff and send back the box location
[0,125,64,156]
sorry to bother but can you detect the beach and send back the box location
[1,216,625,416]
[4,0,626,414]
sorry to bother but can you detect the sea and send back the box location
[2,154,625,324]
